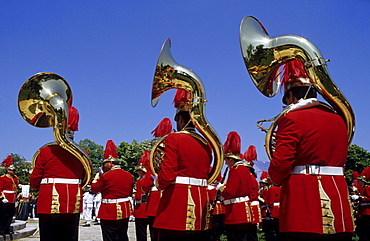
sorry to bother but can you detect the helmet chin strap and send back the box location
[303,84,314,100]
[180,119,193,132]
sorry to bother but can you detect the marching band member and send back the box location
[243,145,262,226]
[91,140,133,241]
[220,131,258,241]
[0,156,19,240]
[268,60,354,240]
[208,169,226,241]
[355,167,370,241]
[134,151,151,241]
[144,118,172,241]
[30,106,84,241]
[153,89,212,241]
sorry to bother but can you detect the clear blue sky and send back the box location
[1,1,369,172]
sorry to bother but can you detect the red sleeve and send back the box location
[140,173,154,193]
[30,150,46,190]
[90,174,105,194]
[268,115,299,185]
[157,134,179,190]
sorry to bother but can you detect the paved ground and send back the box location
[16,218,146,241]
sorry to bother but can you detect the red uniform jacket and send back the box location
[140,171,162,217]
[264,185,280,219]
[0,174,19,203]
[269,106,353,234]
[154,132,212,231]
[30,145,84,214]
[91,167,133,220]
[134,177,150,219]
[358,185,370,216]
[222,164,260,225]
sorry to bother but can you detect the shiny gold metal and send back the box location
[240,16,355,159]
[150,38,223,184]
[18,73,92,188]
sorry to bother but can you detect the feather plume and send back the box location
[151,118,172,138]
[68,106,80,131]
[103,140,118,159]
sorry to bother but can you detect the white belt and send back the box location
[41,178,81,185]
[250,201,259,206]
[101,198,130,204]
[136,200,142,204]
[151,186,159,191]
[360,203,370,206]
[292,165,343,176]
[3,190,16,193]
[223,196,249,205]
[173,176,207,187]
[273,202,280,206]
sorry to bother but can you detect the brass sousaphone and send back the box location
[239,16,355,159]
[18,73,92,188]
[150,38,223,184]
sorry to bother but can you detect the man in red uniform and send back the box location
[153,89,212,241]
[268,60,354,240]
[0,156,19,240]
[30,106,85,241]
[220,131,258,241]
[134,151,151,241]
[91,140,133,241]
[144,118,172,241]
[356,167,370,241]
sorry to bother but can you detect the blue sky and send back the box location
[1,1,369,172]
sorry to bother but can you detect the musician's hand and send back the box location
[207,185,216,190]
[2,198,9,203]
[216,183,225,192]
[351,195,360,201]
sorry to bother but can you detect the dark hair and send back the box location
[175,111,195,127]
[289,86,317,100]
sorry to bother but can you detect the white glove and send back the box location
[207,185,216,190]
[216,183,225,191]
[92,172,100,183]
[2,198,9,203]
[99,166,104,175]
[351,195,360,201]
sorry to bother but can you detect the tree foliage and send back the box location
[77,138,152,179]
[78,139,104,174]
[345,144,370,181]
[117,139,152,179]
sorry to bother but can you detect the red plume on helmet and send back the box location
[137,150,150,173]
[68,106,80,131]
[359,167,370,184]
[173,89,190,113]
[103,140,118,161]
[260,171,269,183]
[151,118,172,138]
[1,155,13,167]
[223,131,242,160]
[281,59,311,104]
[244,145,257,167]
[351,171,359,180]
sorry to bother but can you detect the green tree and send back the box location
[345,144,370,182]
[117,139,152,178]
[78,139,104,174]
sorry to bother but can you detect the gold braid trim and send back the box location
[116,203,123,220]
[73,186,81,213]
[186,186,196,230]
[244,201,251,223]
[51,184,60,214]
[318,178,335,234]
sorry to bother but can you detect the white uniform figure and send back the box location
[93,192,102,224]
[82,191,94,226]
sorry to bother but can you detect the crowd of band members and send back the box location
[2,62,370,241]
[0,104,370,241]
